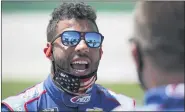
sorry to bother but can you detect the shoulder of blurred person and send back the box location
[134,83,184,111]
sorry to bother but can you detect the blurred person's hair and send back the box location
[133,1,184,73]
[47,2,98,42]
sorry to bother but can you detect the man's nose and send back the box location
[75,40,89,53]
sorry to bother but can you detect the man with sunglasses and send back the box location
[2,2,135,111]
[125,1,184,111]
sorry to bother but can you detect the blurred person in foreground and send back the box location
[1,2,135,111]
[128,1,184,111]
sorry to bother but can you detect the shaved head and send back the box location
[133,1,184,73]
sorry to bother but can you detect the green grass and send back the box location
[2,81,144,105]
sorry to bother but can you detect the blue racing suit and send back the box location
[2,75,135,111]
[135,83,184,111]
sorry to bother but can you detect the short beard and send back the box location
[50,45,70,76]
[93,60,100,72]
[53,51,70,73]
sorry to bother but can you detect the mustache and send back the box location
[72,53,90,58]
[52,43,90,58]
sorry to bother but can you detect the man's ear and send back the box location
[131,43,139,69]
[43,43,52,60]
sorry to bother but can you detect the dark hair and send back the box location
[134,1,184,72]
[47,2,98,42]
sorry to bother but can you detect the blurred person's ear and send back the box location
[131,43,139,70]
[44,43,52,60]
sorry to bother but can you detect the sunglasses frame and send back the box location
[51,31,104,48]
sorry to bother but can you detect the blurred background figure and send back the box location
[2,1,143,104]
[130,1,184,111]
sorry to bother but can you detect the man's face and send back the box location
[52,19,100,76]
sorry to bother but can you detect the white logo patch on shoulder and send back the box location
[70,94,91,104]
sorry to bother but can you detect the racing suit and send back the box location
[135,83,184,111]
[2,75,135,111]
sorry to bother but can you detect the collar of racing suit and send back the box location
[44,75,97,108]
[144,83,184,111]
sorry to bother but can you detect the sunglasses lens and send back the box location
[61,31,80,46]
[85,33,103,48]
